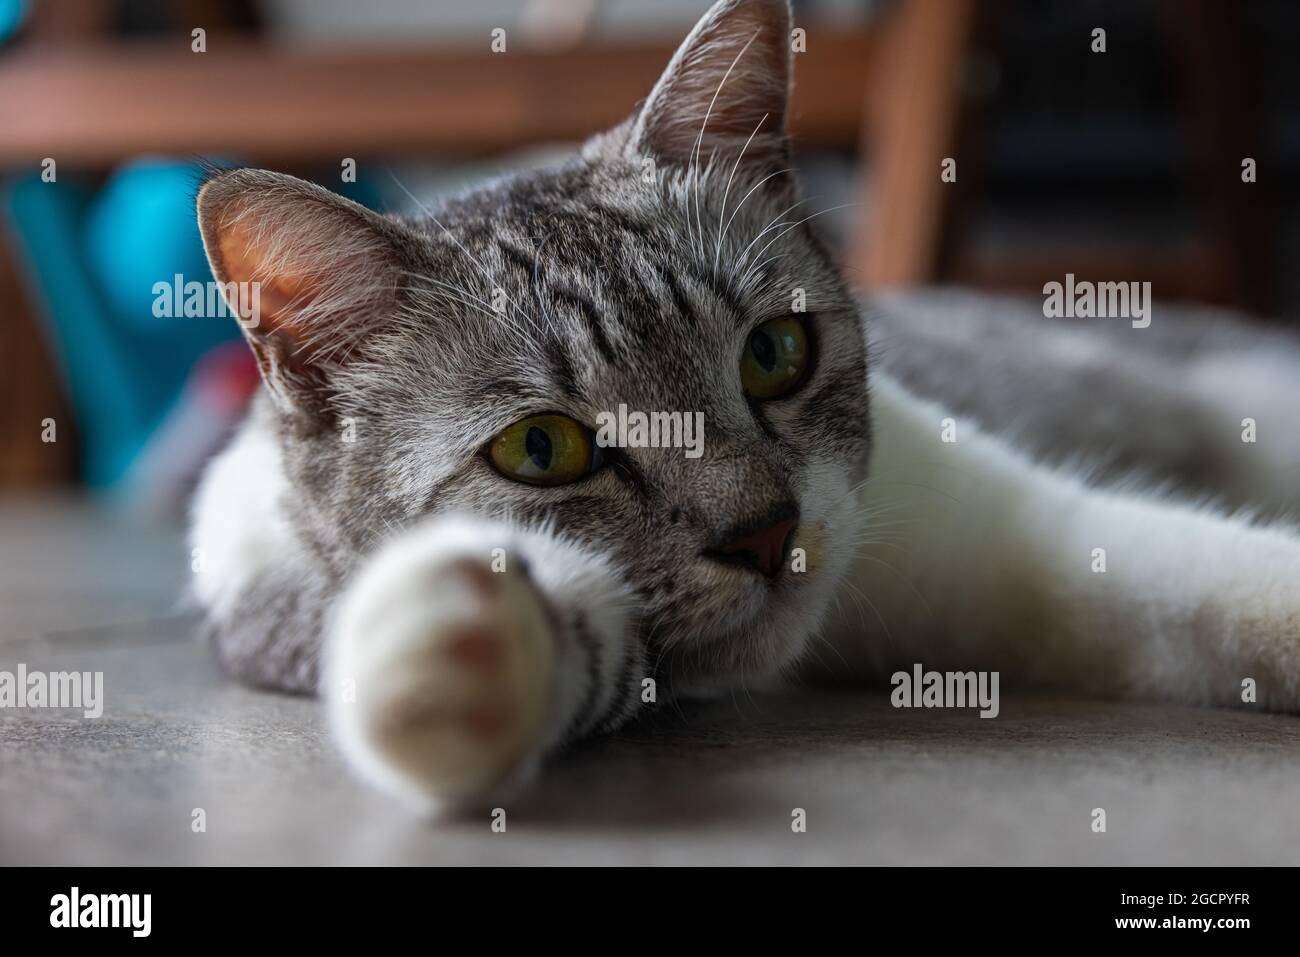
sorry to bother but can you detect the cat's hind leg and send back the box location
[837,372,1300,711]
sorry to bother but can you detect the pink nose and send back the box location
[711,513,798,579]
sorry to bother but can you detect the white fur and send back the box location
[827,373,1300,708]
[1188,349,1300,517]
[324,514,630,813]
[188,404,294,620]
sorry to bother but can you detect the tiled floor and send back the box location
[3,497,1299,865]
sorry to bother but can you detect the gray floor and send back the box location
[2,496,1299,865]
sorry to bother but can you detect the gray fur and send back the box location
[872,289,1300,514]
[196,0,869,715]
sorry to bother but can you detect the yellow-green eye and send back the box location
[740,317,810,400]
[489,414,596,486]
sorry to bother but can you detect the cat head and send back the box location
[197,0,870,684]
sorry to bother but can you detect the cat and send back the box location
[871,288,1300,518]
[189,0,1300,812]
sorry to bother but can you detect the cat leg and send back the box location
[325,515,640,812]
[192,418,641,806]
[1021,474,1300,708]
[830,372,1300,710]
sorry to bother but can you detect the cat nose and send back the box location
[705,505,799,579]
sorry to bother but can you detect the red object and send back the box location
[192,340,260,415]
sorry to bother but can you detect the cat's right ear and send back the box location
[197,169,411,415]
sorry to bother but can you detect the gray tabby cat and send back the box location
[191,0,1300,811]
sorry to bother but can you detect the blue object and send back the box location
[84,159,235,333]
[3,159,388,489]
[3,162,236,487]
[0,0,27,45]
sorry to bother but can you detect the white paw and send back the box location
[326,518,556,812]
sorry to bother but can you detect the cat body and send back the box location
[872,289,1300,516]
[189,0,1300,810]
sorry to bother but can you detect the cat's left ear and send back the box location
[626,0,793,182]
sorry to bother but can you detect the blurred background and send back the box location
[1,0,1297,511]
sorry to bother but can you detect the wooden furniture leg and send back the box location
[855,0,977,290]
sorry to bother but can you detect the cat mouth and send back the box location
[695,545,812,613]
[699,547,794,583]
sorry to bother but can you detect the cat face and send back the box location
[198,0,870,684]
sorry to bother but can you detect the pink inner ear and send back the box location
[196,169,407,411]
[217,221,320,345]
